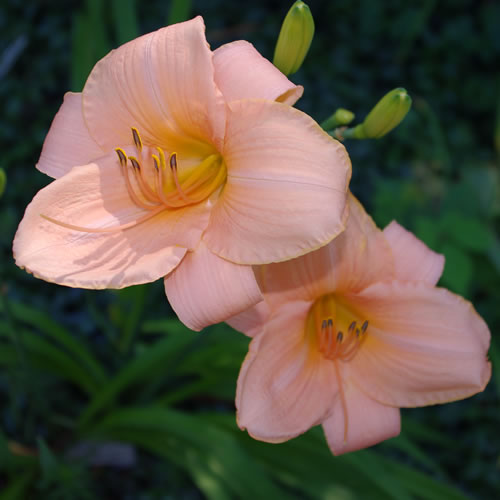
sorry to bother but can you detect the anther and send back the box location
[321,319,327,330]
[348,321,356,334]
[115,148,127,166]
[327,318,333,328]
[336,331,343,343]
[152,155,159,171]
[170,152,178,170]
[131,127,143,152]
[355,328,361,338]
[361,320,369,334]
[129,156,141,171]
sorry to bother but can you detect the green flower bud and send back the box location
[320,108,355,131]
[354,88,412,139]
[0,168,5,199]
[273,1,315,76]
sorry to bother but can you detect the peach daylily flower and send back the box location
[229,194,491,455]
[13,17,351,330]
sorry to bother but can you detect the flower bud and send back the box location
[354,88,412,139]
[0,168,5,199]
[321,108,355,131]
[273,1,315,76]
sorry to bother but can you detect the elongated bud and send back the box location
[321,108,355,131]
[273,1,315,76]
[0,168,6,199]
[353,88,412,139]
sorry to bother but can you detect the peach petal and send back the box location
[383,221,444,286]
[83,17,225,152]
[322,380,401,455]
[13,149,211,289]
[348,281,491,407]
[213,40,303,105]
[226,300,271,338]
[37,93,104,179]
[204,99,351,265]
[259,194,394,308]
[236,301,338,442]
[164,241,262,331]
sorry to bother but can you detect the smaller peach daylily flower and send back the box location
[13,17,351,331]
[229,194,491,455]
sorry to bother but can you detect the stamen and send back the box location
[361,320,368,334]
[120,156,158,210]
[169,152,198,204]
[131,127,143,152]
[129,156,160,204]
[40,206,165,233]
[115,148,127,166]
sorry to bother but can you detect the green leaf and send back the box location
[37,437,58,481]
[0,300,107,386]
[111,0,139,45]
[441,212,494,252]
[0,324,99,395]
[0,470,35,500]
[78,333,196,427]
[440,243,473,294]
[86,407,286,500]
[167,0,192,25]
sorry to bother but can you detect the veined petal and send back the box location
[14,149,210,289]
[258,194,393,308]
[226,300,271,338]
[213,40,303,105]
[204,99,351,265]
[322,380,401,456]
[83,17,225,152]
[236,301,338,443]
[348,281,491,407]
[37,93,104,179]
[164,241,262,331]
[383,221,445,286]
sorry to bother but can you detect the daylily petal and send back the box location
[348,281,491,407]
[322,379,400,455]
[383,221,444,286]
[14,149,210,289]
[37,93,104,179]
[259,194,394,308]
[83,17,225,152]
[236,301,338,442]
[213,40,303,105]
[226,300,271,338]
[164,241,262,331]
[204,99,351,265]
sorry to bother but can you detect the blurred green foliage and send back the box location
[0,0,499,498]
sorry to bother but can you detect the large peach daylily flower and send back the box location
[229,194,491,455]
[13,17,351,330]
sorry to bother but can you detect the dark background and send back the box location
[1,0,499,498]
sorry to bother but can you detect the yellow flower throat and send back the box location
[42,127,227,233]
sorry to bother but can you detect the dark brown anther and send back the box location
[115,148,127,166]
[129,157,141,170]
[348,321,356,334]
[170,152,178,171]
[327,318,333,328]
[321,319,327,330]
[355,328,361,338]
[152,157,159,171]
[131,127,142,152]
[361,320,368,334]
[336,331,343,343]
